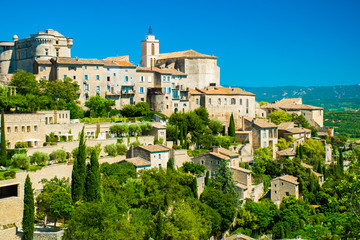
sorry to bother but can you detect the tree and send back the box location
[276,137,294,151]
[10,70,40,96]
[155,208,164,240]
[36,177,72,230]
[213,158,237,198]
[209,120,223,135]
[0,109,7,166]
[167,157,174,170]
[182,162,206,174]
[192,176,198,198]
[39,77,79,103]
[85,95,115,118]
[71,127,87,202]
[23,175,34,240]
[85,149,102,202]
[110,124,129,137]
[228,113,236,137]
[267,110,292,125]
[194,107,210,126]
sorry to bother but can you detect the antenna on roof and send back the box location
[148,26,152,34]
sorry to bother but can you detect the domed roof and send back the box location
[12,35,18,41]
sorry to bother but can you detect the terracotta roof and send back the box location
[197,86,255,96]
[313,171,323,177]
[103,56,129,61]
[197,151,230,160]
[301,162,314,169]
[102,60,120,67]
[278,122,294,130]
[56,58,104,65]
[277,148,296,156]
[125,157,151,167]
[158,50,217,60]
[231,166,252,174]
[245,117,277,129]
[225,233,256,240]
[235,183,249,190]
[285,127,311,134]
[35,59,52,65]
[151,122,166,129]
[217,148,239,157]
[136,67,186,76]
[273,175,299,185]
[189,88,202,95]
[115,61,136,67]
[261,98,323,110]
[137,144,170,153]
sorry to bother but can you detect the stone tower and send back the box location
[141,26,159,68]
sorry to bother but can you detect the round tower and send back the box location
[32,34,54,59]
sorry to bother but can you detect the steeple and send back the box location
[148,26,152,35]
[141,27,159,68]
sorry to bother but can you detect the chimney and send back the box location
[213,146,220,153]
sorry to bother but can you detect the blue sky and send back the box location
[1,0,359,87]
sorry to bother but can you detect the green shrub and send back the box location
[15,142,28,149]
[154,138,164,145]
[104,144,117,157]
[49,149,66,163]
[30,152,49,165]
[4,171,16,179]
[11,154,30,170]
[130,141,141,147]
[116,144,127,155]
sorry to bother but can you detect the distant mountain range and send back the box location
[225,84,360,111]
[235,84,360,102]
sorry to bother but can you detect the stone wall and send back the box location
[171,149,191,168]
[0,227,21,240]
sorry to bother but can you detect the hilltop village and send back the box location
[0,29,358,240]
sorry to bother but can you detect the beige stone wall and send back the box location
[171,149,191,168]
[196,176,205,198]
[270,179,299,205]
[184,58,220,89]
[0,227,21,240]
[231,168,251,186]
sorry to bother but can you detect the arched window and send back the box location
[231,98,236,104]
[151,43,155,55]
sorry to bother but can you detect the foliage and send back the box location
[228,113,236,137]
[276,137,294,151]
[116,143,127,156]
[182,162,206,174]
[213,159,237,198]
[15,141,28,149]
[167,157,174,170]
[104,144,117,157]
[130,141,141,147]
[85,150,102,202]
[129,124,142,136]
[85,95,115,118]
[209,120,223,135]
[110,124,129,137]
[302,138,325,160]
[267,110,293,125]
[30,151,49,165]
[0,109,7,166]
[325,111,360,138]
[49,149,66,163]
[100,162,136,184]
[121,102,151,117]
[23,175,34,240]
[71,127,87,202]
[11,153,30,170]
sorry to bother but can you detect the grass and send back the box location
[187,149,210,157]
[29,165,44,171]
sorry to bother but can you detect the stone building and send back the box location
[244,117,278,157]
[277,122,311,146]
[270,175,299,206]
[0,29,73,82]
[189,85,256,129]
[301,162,324,186]
[126,144,171,169]
[261,98,324,128]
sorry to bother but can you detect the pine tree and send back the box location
[192,176,198,198]
[22,175,34,240]
[71,127,86,202]
[85,149,101,202]
[0,109,7,166]
[167,157,174,170]
[228,113,235,137]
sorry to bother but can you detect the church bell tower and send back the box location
[141,26,159,68]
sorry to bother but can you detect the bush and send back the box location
[104,144,117,157]
[30,152,49,165]
[12,154,30,170]
[49,149,66,163]
[130,141,141,148]
[154,138,164,145]
[15,142,28,149]
[116,144,127,155]
[4,171,16,179]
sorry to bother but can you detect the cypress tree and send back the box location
[179,124,184,146]
[22,175,34,240]
[228,113,236,137]
[338,148,344,173]
[192,176,198,198]
[71,127,86,202]
[299,144,304,160]
[155,208,164,240]
[175,125,179,145]
[0,109,7,166]
[85,149,101,202]
[167,157,174,170]
[205,171,210,186]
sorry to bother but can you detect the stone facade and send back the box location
[128,144,170,169]
[270,175,299,206]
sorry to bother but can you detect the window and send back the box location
[56,40,59,44]
[34,125,38,132]
[151,43,155,55]
[107,68,110,71]
[263,132,267,138]
[180,85,183,90]
[84,83,89,91]
[40,66,46,71]
[96,75,100,80]
[140,76,144,82]
[22,126,25,132]
[158,154,161,159]
[139,87,144,93]
[141,98,144,102]
[63,75,67,79]
[263,141,267,147]
[125,76,129,82]
[240,98,243,105]
[68,66,76,71]
[14,126,18,133]
[56,49,59,57]
[107,76,110,82]
[148,76,152,82]
[167,76,170,82]
[7,127,10,133]
[209,98,211,104]
[113,73,116,76]
[196,98,199,105]
[43,76,46,80]
[96,86,100,91]
[162,76,166,82]
[94,66,99,70]
[167,87,171,93]
[84,75,88,80]
[73,76,76,80]
[27,126,30,132]
[83,66,87,70]
[231,98,236,104]
[224,98,227,105]
[163,87,166,93]
[45,49,48,55]
[286,192,290,197]
[218,98,221,105]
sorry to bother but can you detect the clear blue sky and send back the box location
[1,0,359,87]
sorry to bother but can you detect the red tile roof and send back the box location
[158,50,217,60]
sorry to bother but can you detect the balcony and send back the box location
[121,89,135,95]
[106,90,121,96]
